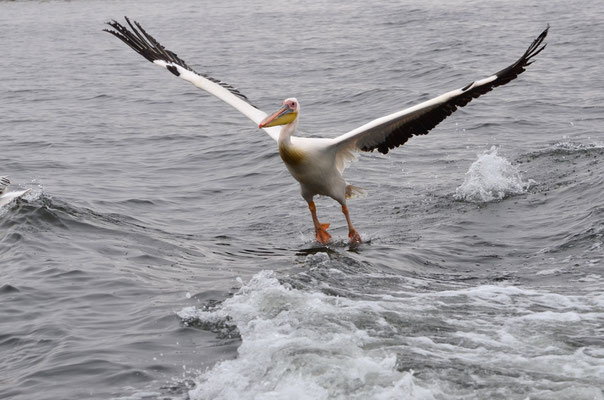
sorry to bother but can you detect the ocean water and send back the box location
[1,0,603,399]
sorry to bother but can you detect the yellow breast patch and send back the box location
[279,143,306,165]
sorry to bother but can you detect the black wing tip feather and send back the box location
[104,17,255,105]
[492,25,549,84]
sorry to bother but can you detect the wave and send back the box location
[179,270,429,400]
[0,185,172,238]
[178,268,604,400]
[0,183,42,217]
[453,141,604,204]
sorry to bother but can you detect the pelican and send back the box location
[105,18,548,244]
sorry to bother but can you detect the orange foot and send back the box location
[348,229,362,244]
[315,223,331,244]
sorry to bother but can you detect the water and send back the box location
[1,0,603,399]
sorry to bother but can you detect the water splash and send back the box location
[454,146,533,203]
[179,270,433,400]
[178,268,604,400]
[1,179,44,217]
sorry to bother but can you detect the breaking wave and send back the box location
[178,268,604,400]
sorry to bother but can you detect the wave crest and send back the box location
[179,270,430,400]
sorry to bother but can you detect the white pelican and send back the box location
[105,18,548,244]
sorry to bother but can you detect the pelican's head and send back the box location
[259,98,299,129]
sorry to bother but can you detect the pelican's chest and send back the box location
[279,143,306,166]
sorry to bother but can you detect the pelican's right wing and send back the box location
[104,17,280,141]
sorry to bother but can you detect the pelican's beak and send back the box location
[259,104,297,128]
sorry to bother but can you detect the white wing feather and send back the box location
[153,61,280,140]
[105,18,279,141]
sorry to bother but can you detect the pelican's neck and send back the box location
[278,122,297,146]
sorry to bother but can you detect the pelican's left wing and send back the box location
[104,17,280,141]
[330,26,548,169]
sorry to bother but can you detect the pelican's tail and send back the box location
[346,184,367,199]
[0,176,9,195]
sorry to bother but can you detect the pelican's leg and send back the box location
[342,204,362,244]
[308,201,331,244]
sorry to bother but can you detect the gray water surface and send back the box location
[1,1,603,399]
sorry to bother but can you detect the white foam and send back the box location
[180,271,436,400]
[552,141,604,151]
[0,182,43,218]
[178,272,604,400]
[454,146,533,202]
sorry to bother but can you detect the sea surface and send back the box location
[1,0,603,399]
